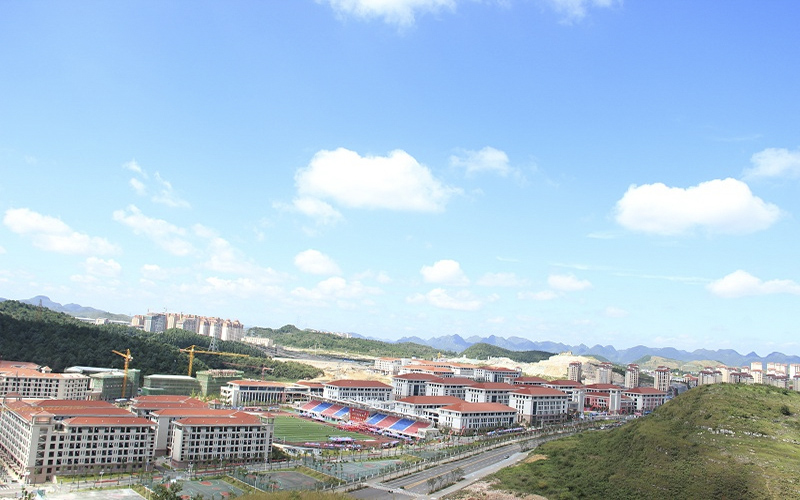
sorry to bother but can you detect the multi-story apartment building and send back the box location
[543,380,585,410]
[393,396,464,419]
[322,380,392,402]
[148,408,241,456]
[0,362,90,400]
[130,395,209,418]
[474,366,522,383]
[374,358,403,376]
[436,402,517,432]
[425,377,476,399]
[169,412,273,468]
[568,361,582,383]
[221,380,311,406]
[0,399,155,484]
[654,366,671,392]
[624,364,639,389]
[392,373,437,398]
[141,375,201,396]
[595,362,613,385]
[464,383,516,405]
[509,387,569,425]
[512,376,547,386]
[622,387,666,412]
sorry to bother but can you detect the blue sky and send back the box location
[2,1,800,355]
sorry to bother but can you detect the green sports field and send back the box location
[273,415,374,443]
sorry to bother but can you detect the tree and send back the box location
[151,482,183,500]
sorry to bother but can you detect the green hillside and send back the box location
[249,325,451,359]
[0,301,321,381]
[492,384,800,499]
[461,342,553,363]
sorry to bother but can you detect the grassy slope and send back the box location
[492,384,800,499]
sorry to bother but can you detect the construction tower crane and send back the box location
[179,345,251,377]
[112,349,133,398]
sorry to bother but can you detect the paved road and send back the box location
[355,442,520,497]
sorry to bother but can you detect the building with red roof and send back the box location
[436,402,517,432]
[509,387,570,425]
[323,380,392,402]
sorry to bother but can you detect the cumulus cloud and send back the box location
[548,274,592,292]
[407,288,482,311]
[294,249,342,275]
[3,208,118,255]
[743,147,800,179]
[84,257,122,278]
[421,259,469,286]
[450,147,515,177]
[124,160,190,208]
[614,178,781,235]
[477,272,526,287]
[291,277,382,304]
[295,148,459,214]
[112,205,194,256]
[707,270,800,298]
[324,0,455,27]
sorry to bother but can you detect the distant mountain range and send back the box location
[397,334,800,367]
[4,295,797,367]
[0,296,131,322]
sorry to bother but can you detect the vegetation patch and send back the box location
[490,384,800,499]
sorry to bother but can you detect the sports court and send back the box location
[252,470,323,490]
[176,478,244,499]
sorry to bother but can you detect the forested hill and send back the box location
[460,343,553,363]
[249,325,452,359]
[493,384,800,499]
[0,301,321,381]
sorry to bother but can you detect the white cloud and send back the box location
[477,272,526,287]
[152,172,191,208]
[123,160,146,177]
[294,249,342,275]
[548,274,592,292]
[547,0,618,23]
[421,259,469,286]
[273,197,344,226]
[295,148,459,213]
[201,236,285,284]
[707,270,800,298]
[0,245,6,254]
[112,205,194,256]
[84,257,122,278]
[124,160,190,208]
[3,208,118,255]
[407,288,482,311]
[141,264,164,280]
[291,277,382,303]
[196,276,284,299]
[129,178,147,196]
[603,306,629,318]
[744,147,800,179]
[450,147,514,177]
[614,178,782,235]
[518,290,559,301]
[324,0,455,27]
